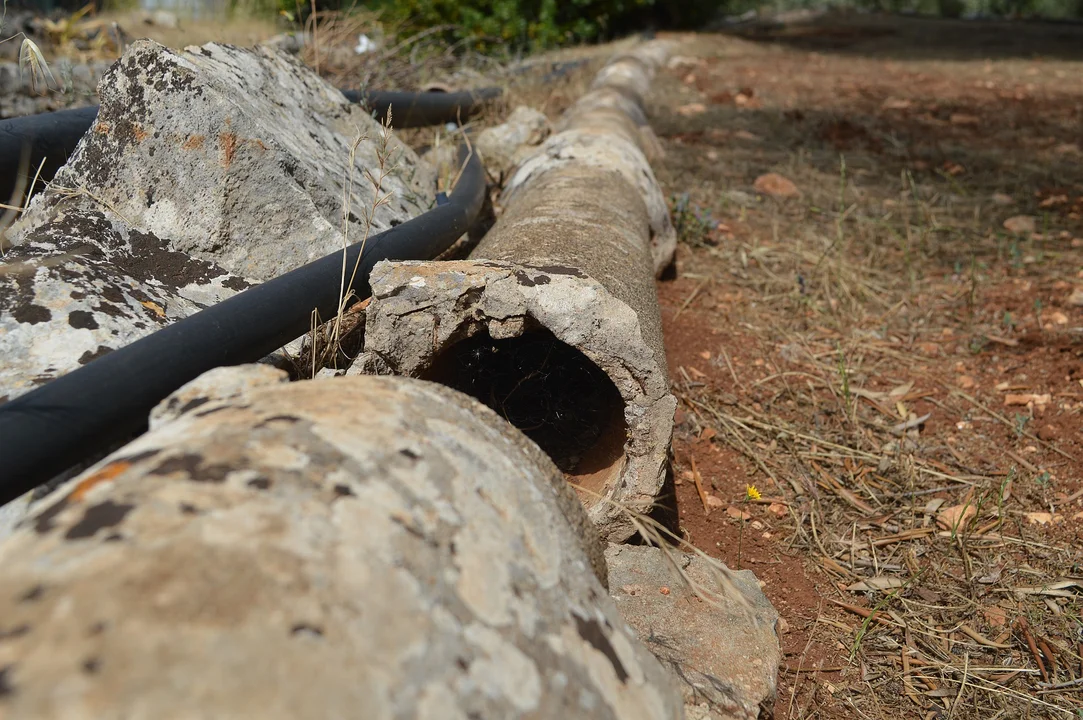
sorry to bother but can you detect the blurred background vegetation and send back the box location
[11,0,1083,49]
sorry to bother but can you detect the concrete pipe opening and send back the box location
[421,327,628,491]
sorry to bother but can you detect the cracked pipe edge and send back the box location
[351,257,676,544]
[0,368,682,720]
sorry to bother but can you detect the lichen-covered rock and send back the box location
[606,545,781,720]
[9,39,436,282]
[0,206,249,404]
[0,371,684,720]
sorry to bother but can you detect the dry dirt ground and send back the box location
[648,14,1083,720]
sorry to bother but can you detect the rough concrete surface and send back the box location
[503,40,677,276]
[0,370,685,720]
[475,105,551,179]
[352,259,676,543]
[9,39,435,282]
[606,545,782,720]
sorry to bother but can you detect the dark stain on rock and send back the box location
[68,310,99,329]
[0,664,14,698]
[178,397,210,414]
[179,503,199,515]
[18,585,44,603]
[399,447,421,460]
[255,414,300,428]
[152,453,233,482]
[82,657,101,674]
[78,345,113,365]
[194,405,240,419]
[0,625,30,642]
[574,613,628,683]
[126,230,233,292]
[222,274,251,291]
[290,623,324,638]
[12,303,51,324]
[247,477,271,490]
[514,270,551,287]
[92,300,123,319]
[65,500,135,540]
[100,285,125,304]
[528,264,586,278]
[34,496,70,534]
[333,483,354,498]
[88,621,107,636]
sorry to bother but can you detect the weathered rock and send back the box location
[606,544,781,720]
[0,207,249,403]
[0,39,435,536]
[9,39,436,282]
[351,257,675,544]
[475,105,551,178]
[0,370,683,719]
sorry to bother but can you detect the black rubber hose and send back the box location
[0,105,99,206]
[343,87,504,127]
[0,87,501,208]
[0,146,487,503]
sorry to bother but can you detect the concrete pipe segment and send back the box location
[353,40,679,542]
[0,368,684,719]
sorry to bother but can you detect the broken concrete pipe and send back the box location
[0,368,685,720]
[352,41,677,543]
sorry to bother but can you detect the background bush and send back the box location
[366,0,723,51]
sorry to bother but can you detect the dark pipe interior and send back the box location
[422,329,626,476]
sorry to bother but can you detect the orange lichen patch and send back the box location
[219,131,238,168]
[182,134,206,150]
[133,125,149,142]
[95,122,110,135]
[69,461,131,502]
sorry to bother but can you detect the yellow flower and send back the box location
[745,485,761,501]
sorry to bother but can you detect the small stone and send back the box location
[753,173,800,198]
[676,103,707,117]
[1003,215,1037,234]
[1068,287,1083,307]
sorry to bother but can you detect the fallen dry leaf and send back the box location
[1049,310,1068,325]
[1004,393,1050,408]
[1068,287,1083,307]
[847,577,905,592]
[937,503,976,531]
[1003,215,1037,234]
[753,172,800,198]
[705,495,725,508]
[957,375,976,389]
[1054,142,1080,155]
[991,192,1014,205]
[734,129,762,142]
[982,606,1008,627]
[1025,512,1057,525]
[676,102,706,117]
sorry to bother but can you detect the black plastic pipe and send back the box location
[343,87,503,127]
[0,145,487,503]
[0,105,99,205]
[0,86,501,207]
